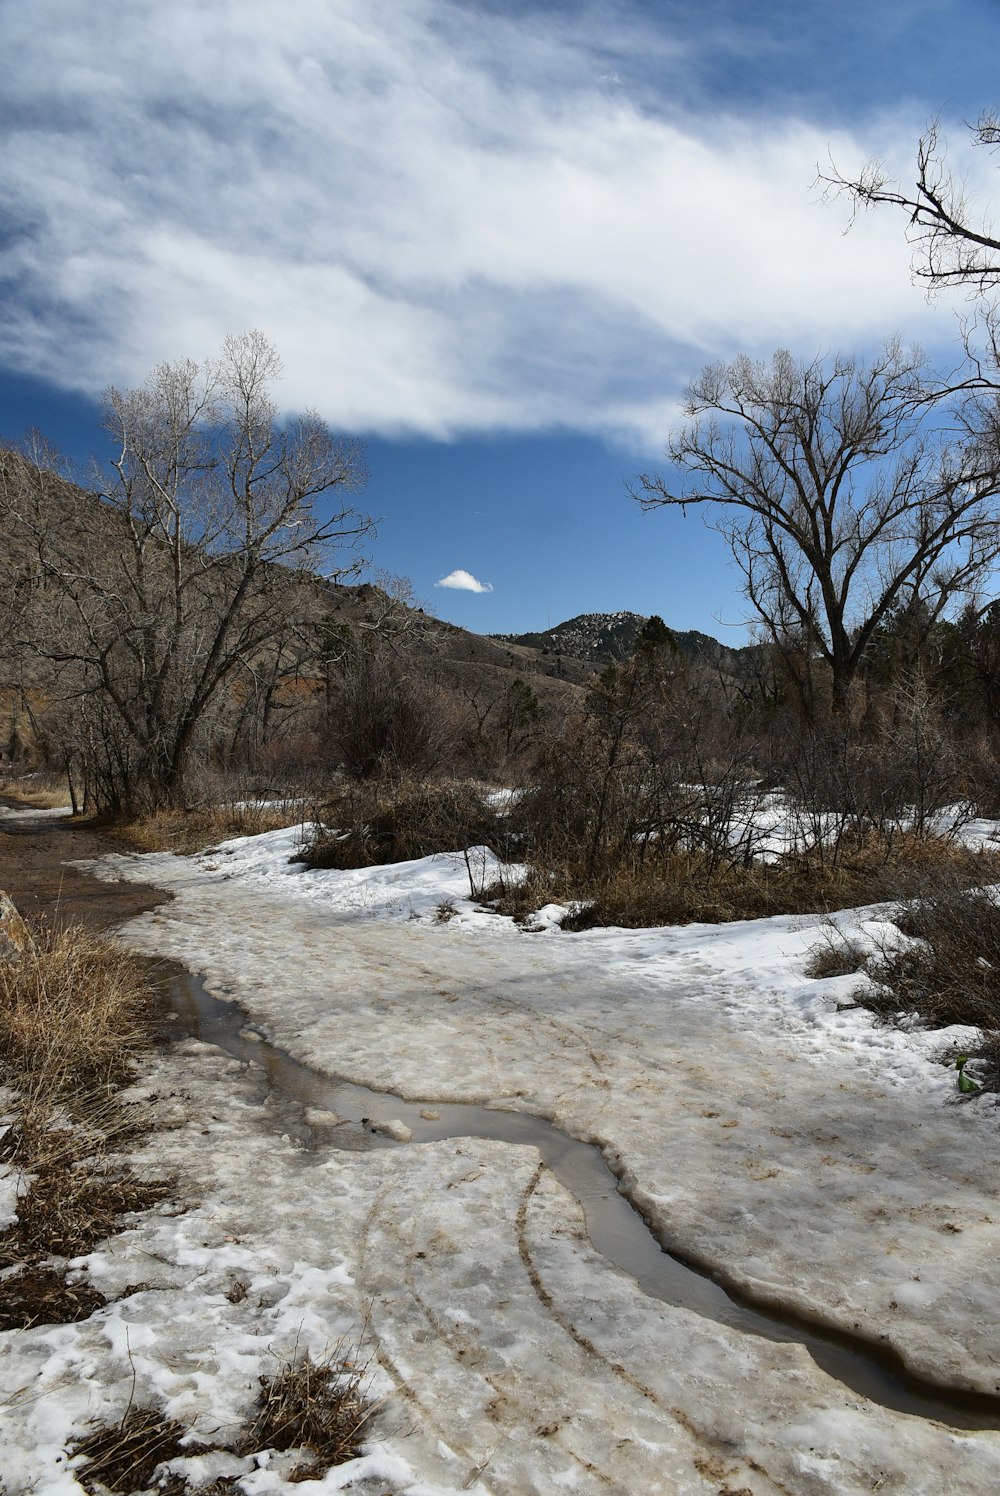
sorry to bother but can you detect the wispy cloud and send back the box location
[435,568,494,593]
[0,0,963,450]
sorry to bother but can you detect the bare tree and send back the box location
[823,114,1000,384]
[2,332,371,812]
[634,343,1000,714]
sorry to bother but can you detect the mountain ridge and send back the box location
[491,610,755,671]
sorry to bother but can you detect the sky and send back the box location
[3,0,1000,639]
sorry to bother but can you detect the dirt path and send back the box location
[0,798,169,931]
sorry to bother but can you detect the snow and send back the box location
[6,810,1000,1492]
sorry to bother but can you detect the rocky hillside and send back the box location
[492,611,755,673]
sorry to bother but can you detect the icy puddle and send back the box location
[163,966,1000,1433]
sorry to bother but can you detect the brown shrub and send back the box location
[489,835,1000,931]
[300,778,508,870]
[859,885,1000,1031]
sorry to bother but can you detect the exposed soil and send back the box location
[0,798,169,931]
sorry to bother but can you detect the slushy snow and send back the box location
[4,807,1000,1493]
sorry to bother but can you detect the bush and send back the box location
[859,885,1000,1031]
[300,778,509,869]
[327,647,458,780]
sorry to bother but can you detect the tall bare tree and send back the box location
[634,343,1000,714]
[2,332,371,812]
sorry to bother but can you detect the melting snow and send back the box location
[4,811,1000,1492]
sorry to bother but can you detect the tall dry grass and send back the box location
[0,915,171,1303]
[0,771,71,810]
[0,921,151,1107]
[119,799,306,854]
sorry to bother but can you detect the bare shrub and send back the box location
[859,885,1000,1031]
[328,646,457,780]
[300,778,507,869]
[805,930,868,979]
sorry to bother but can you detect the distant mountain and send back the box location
[491,611,755,673]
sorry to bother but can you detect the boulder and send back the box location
[0,892,32,966]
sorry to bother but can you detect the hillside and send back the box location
[0,449,595,735]
[491,610,755,673]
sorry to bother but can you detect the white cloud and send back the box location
[435,568,494,593]
[0,0,973,450]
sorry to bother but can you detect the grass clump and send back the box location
[0,1263,106,1331]
[0,919,152,1104]
[71,1407,194,1495]
[70,1348,375,1493]
[241,1348,375,1480]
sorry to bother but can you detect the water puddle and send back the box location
[160,966,1000,1431]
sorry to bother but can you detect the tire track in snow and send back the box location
[514,1164,790,1496]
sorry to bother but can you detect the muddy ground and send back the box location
[0,799,168,931]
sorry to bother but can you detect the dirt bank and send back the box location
[0,799,169,930]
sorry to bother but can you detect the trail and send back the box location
[5,807,1000,1493]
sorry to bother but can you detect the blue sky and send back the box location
[3,0,1000,639]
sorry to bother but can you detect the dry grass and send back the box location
[70,1349,375,1494]
[489,835,1000,930]
[0,1263,106,1331]
[0,771,71,809]
[0,921,152,1105]
[71,1407,194,1495]
[0,913,173,1324]
[119,801,305,855]
[1,1152,173,1265]
[241,1348,375,1479]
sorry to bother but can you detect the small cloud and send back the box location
[435,568,493,593]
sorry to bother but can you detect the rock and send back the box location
[361,1116,412,1142]
[0,892,32,966]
